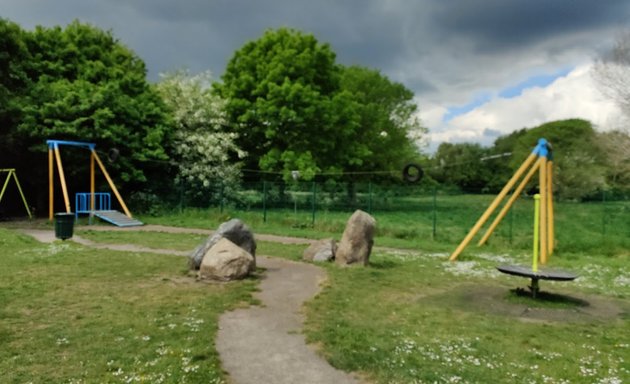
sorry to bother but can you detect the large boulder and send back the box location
[303,238,336,262]
[189,219,256,270]
[335,210,376,266]
[199,238,255,281]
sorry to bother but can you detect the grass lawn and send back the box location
[2,199,628,383]
[76,229,208,252]
[0,227,258,383]
[304,247,629,384]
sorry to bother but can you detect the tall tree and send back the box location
[430,142,493,192]
[339,65,426,179]
[156,70,245,204]
[507,119,606,200]
[0,19,30,164]
[592,31,630,192]
[216,28,360,181]
[593,31,630,126]
[18,21,170,192]
[595,130,630,191]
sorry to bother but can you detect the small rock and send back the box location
[303,238,336,262]
[190,218,256,270]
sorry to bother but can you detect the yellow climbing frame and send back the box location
[449,138,555,264]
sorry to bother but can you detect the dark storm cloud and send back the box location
[105,0,413,76]
[428,0,630,52]
[3,0,630,103]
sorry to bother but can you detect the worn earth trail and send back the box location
[19,225,364,384]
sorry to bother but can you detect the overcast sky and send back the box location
[3,0,629,151]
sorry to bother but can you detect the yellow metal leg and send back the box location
[449,153,538,261]
[547,160,554,256]
[533,194,540,272]
[90,151,95,218]
[12,170,32,218]
[539,157,548,265]
[54,146,72,213]
[478,158,542,246]
[49,148,54,220]
[92,150,133,218]
[0,171,11,202]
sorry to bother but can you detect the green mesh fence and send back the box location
[172,180,629,252]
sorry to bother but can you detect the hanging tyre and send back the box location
[402,163,423,183]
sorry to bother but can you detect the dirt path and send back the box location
[78,224,315,245]
[18,226,365,384]
[19,228,189,255]
[217,256,361,384]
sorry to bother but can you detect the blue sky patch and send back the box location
[498,67,573,98]
[443,67,574,122]
[443,92,493,122]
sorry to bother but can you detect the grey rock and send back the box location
[335,210,376,266]
[199,238,255,281]
[303,238,336,262]
[190,219,256,270]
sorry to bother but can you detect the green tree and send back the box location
[507,119,606,200]
[484,128,527,191]
[18,21,170,192]
[430,142,493,192]
[595,129,630,192]
[216,28,360,182]
[339,65,426,179]
[156,70,245,205]
[0,19,30,164]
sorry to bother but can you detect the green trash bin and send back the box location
[54,213,75,240]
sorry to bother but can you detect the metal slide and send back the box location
[94,210,143,227]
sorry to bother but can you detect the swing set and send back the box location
[47,140,142,226]
[0,168,32,218]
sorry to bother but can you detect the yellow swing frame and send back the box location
[0,168,32,218]
[47,140,132,220]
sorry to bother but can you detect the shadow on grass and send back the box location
[417,283,625,323]
[508,288,590,309]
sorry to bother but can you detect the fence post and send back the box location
[179,178,184,213]
[602,189,606,237]
[311,181,316,226]
[368,181,373,214]
[219,182,224,213]
[263,181,267,223]
[432,187,437,240]
[509,207,513,245]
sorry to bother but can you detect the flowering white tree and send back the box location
[156,70,245,202]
